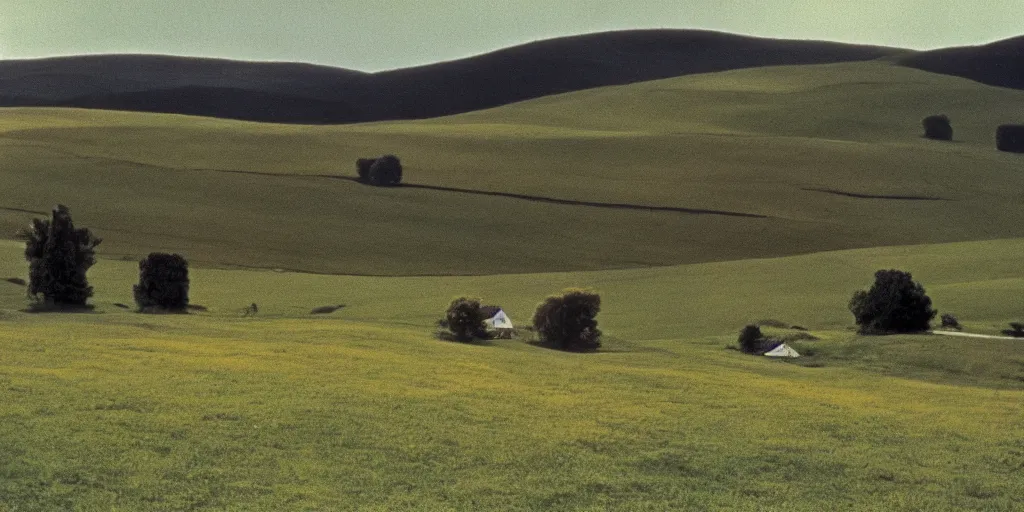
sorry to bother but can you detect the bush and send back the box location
[445,297,487,341]
[738,324,764,354]
[940,313,961,330]
[1003,322,1024,338]
[849,269,936,334]
[356,158,376,183]
[368,155,403,186]
[922,115,953,141]
[532,289,601,352]
[996,124,1024,153]
[133,253,189,312]
[19,205,101,307]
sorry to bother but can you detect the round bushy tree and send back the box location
[20,205,102,307]
[996,124,1024,153]
[922,114,953,141]
[368,155,403,186]
[849,269,936,334]
[134,253,190,313]
[738,324,764,354]
[445,297,487,341]
[532,289,602,352]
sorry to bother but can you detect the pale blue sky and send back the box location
[0,1,1019,70]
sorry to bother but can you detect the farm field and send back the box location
[1,57,1023,510]
[1,238,1023,510]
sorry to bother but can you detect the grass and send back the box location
[2,61,1024,274]
[0,238,1022,509]
[1,61,1023,509]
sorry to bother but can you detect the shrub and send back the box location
[356,158,376,183]
[532,289,601,352]
[368,155,403,186]
[19,205,101,307]
[940,313,961,330]
[996,124,1024,153]
[445,297,487,341]
[133,253,189,312]
[738,324,764,354]
[1004,322,1024,338]
[849,269,936,334]
[922,115,953,141]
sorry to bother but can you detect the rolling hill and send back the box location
[2,61,1023,275]
[898,36,1024,91]
[1,40,1023,511]
[0,30,901,123]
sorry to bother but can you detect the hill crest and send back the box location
[0,29,901,124]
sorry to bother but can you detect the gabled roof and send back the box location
[479,306,503,319]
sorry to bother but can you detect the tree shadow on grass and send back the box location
[21,303,98,314]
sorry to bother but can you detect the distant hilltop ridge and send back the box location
[0,29,1019,124]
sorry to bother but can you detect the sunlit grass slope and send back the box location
[0,239,1022,510]
[2,61,1024,275]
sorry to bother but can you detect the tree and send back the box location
[133,253,190,313]
[19,205,101,307]
[738,324,764,354]
[940,313,961,330]
[356,158,376,183]
[849,269,936,334]
[996,124,1024,153]
[922,114,953,141]
[532,289,602,351]
[368,155,403,186]
[445,297,487,341]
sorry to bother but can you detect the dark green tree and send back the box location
[922,114,953,141]
[996,124,1024,153]
[134,253,190,313]
[445,297,487,341]
[19,205,101,307]
[532,289,602,352]
[738,324,764,354]
[849,269,936,334]
[368,155,403,186]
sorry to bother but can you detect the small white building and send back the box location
[481,306,515,338]
[764,343,800,358]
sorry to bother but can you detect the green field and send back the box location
[1,60,1023,510]
[2,61,1024,275]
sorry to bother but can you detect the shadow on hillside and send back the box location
[801,187,949,201]
[323,174,768,218]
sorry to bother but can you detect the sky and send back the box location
[0,0,1020,71]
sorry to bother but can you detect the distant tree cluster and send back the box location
[355,155,403,186]
[19,205,101,308]
[922,114,953,141]
[134,253,190,313]
[17,205,197,315]
[997,124,1024,153]
[849,269,935,334]
[918,115,1024,154]
[532,289,602,352]
[444,297,488,341]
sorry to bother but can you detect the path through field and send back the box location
[930,330,1023,341]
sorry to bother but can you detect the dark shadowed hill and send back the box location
[0,30,902,124]
[897,36,1024,91]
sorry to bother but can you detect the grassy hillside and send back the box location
[0,30,900,124]
[898,35,1024,91]
[2,62,1024,275]
[0,238,1022,510]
